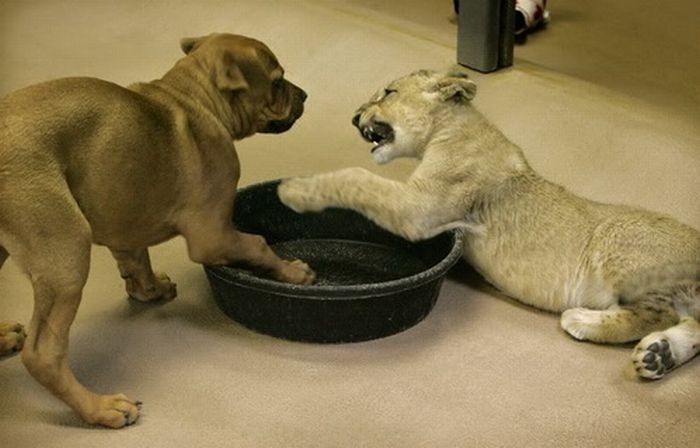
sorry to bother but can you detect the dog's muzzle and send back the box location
[262,83,307,134]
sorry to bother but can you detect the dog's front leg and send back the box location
[110,248,177,302]
[182,221,315,284]
[279,167,468,241]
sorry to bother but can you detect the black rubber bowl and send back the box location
[203,179,463,343]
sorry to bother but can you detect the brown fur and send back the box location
[0,33,314,428]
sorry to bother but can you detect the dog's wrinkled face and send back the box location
[180,33,307,137]
[352,69,477,164]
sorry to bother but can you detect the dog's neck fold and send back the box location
[155,58,239,139]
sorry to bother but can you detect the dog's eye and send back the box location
[272,78,285,89]
[384,88,397,96]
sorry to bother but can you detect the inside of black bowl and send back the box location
[223,180,452,286]
[270,239,428,286]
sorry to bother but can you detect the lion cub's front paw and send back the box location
[0,321,26,356]
[278,178,327,213]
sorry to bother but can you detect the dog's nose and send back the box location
[352,113,360,127]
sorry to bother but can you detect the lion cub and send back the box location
[278,69,700,379]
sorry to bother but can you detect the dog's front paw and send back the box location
[278,178,327,213]
[632,334,676,380]
[0,321,26,356]
[275,259,316,285]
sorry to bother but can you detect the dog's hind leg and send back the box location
[631,316,700,379]
[109,248,176,302]
[7,186,140,428]
[0,245,28,356]
[560,297,679,344]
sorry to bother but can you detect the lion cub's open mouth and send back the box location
[358,121,395,153]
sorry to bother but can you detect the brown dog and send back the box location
[0,33,315,428]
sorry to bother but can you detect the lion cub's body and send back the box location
[279,70,700,379]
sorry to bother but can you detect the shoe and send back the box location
[515,0,550,36]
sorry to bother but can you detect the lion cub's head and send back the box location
[352,70,477,164]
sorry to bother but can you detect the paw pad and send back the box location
[633,338,675,380]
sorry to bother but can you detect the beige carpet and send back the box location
[1,1,698,447]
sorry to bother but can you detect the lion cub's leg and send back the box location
[632,317,700,380]
[561,298,679,344]
[110,248,177,302]
[279,168,468,241]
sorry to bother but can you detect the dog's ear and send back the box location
[436,71,477,103]
[215,59,249,92]
[180,36,202,55]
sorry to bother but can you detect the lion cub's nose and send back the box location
[352,113,360,128]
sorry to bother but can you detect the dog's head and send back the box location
[180,33,307,137]
[352,69,477,164]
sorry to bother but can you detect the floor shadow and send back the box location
[446,259,557,315]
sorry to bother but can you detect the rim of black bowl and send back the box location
[205,230,464,300]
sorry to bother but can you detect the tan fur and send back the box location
[0,33,315,428]
[278,69,700,380]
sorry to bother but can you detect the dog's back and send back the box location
[0,77,167,164]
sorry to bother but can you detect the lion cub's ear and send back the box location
[436,72,477,103]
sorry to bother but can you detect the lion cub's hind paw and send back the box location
[632,336,675,380]
[560,308,597,341]
[0,321,26,356]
